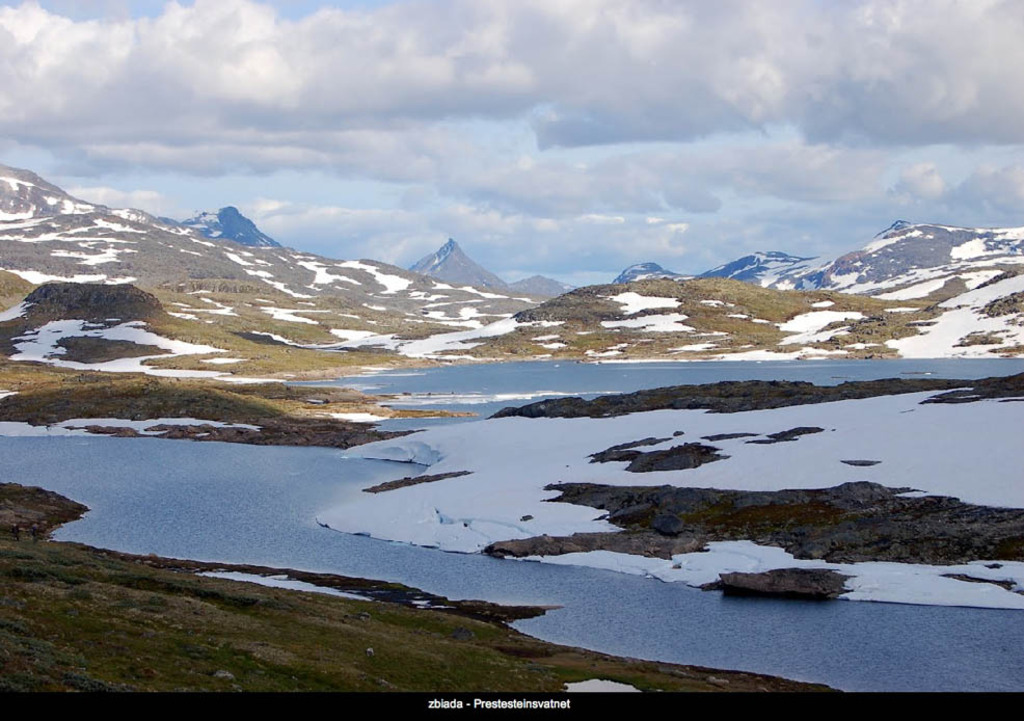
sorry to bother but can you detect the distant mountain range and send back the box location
[410,238,574,297]
[615,220,1024,303]
[0,162,541,347]
[4,159,1024,365]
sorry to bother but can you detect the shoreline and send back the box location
[0,482,830,693]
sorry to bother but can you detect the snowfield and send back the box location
[320,390,1024,610]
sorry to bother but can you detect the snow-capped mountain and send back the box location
[411,238,507,289]
[702,221,1024,304]
[181,206,280,248]
[612,263,689,284]
[410,238,572,297]
[0,163,541,347]
[0,165,98,220]
[772,221,1024,300]
[699,251,818,286]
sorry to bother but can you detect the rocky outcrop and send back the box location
[708,569,851,600]
[541,481,1024,565]
[745,426,823,444]
[363,471,472,494]
[492,377,971,419]
[485,530,705,560]
[18,282,167,324]
[77,418,410,449]
[590,440,727,472]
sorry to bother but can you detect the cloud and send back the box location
[892,162,948,202]
[947,164,1024,217]
[6,0,1024,284]
[64,184,183,217]
[4,0,1024,169]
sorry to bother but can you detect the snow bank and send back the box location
[606,292,680,315]
[321,390,1024,609]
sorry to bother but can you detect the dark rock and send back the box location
[450,627,475,641]
[363,471,472,494]
[590,440,727,473]
[942,574,1017,591]
[745,427,824,444]
[491,377,974,419]
[651,514,686,536]
[625,443,728,472]
[588,437,669,462]
[702,432,759,442]
[20,282,166,324]
[608,503,654,524]
[485,531,705,560]
[841,459,881,467]
[713,568,851,600]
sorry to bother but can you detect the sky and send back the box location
[2,0,1024,286]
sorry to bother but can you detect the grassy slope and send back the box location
[476,278,932,360]
[0,364,463,426]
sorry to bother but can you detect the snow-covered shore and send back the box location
[320,389,1024,610]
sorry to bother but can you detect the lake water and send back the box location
[6,358,1024,691]
[313,357,1024,428]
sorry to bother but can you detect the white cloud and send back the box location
[6,0,1024,283]
[4,0,1024,166]
[65,185,181,217]
[949,163,1024,216]
[893,163,948,202]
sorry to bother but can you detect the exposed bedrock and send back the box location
[494,481,1024,565]
[491,374,1024,419]
[485,530,705,560]
[704,568,852,600]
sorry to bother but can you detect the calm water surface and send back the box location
[6,359,1024,691]
[311,357,1024,429]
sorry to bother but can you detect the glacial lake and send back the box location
[6,358,1024,692]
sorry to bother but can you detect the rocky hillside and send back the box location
[449,277,934,361]
[0,163,547,369]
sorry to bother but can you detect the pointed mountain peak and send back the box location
[410,238,508,289]
[182,206,280,247]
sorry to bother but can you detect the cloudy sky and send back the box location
[2,0,1024,286]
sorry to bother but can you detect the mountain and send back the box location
[410,238,507,289]
[699,251,818,286]
[0,162,544,374]
[0,166,99,220]
[772,222,1024,300]
[508,275,575,297]
[5,161,1024,366]
[181,206,280,248]
[409,238,572,297]
[613,263,689,284]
